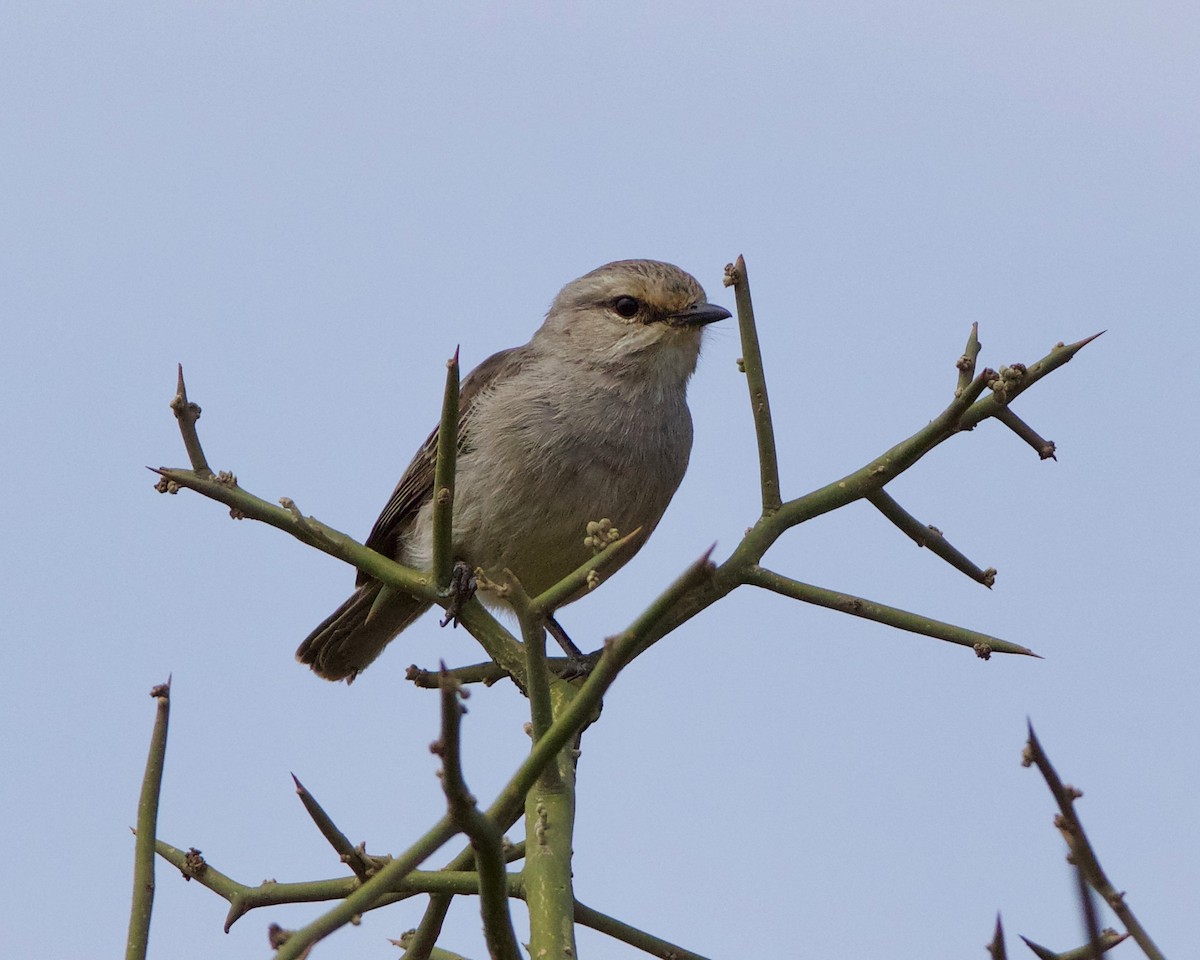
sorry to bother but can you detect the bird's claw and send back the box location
[555,649,602,680]
[439,560,477,629]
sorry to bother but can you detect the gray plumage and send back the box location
[297,259,730,681]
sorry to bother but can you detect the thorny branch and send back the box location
[146,256,1107,957]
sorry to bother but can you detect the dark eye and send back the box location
[612,296,641,319]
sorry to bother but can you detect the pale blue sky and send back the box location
[3,3,1197,958]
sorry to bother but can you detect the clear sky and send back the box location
[3,3,1197,958]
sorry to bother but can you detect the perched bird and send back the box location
[297,259,730,681]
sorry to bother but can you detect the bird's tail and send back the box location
[296,582,430,682]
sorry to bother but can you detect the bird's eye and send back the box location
[612,296,641,319]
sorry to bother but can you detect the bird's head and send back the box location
[536,260,731,382]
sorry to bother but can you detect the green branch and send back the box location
[1023,722,1164,960]
[725,255,782,513]
[126,679,171,960]
[743,565,1034,657]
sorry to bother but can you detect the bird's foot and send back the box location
[554,648,602,681]
[439,560,477,629]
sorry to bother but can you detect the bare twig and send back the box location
[725,255,782,514]
[531,525,644,614]
[406,661,512,688]
[504,573,555,745]
[291,774,381,882]
[126,678,171,960]
[743,565,1035,657]
[994,406,1057,460]
[1023,723,1165,960]
[273,814,460,959]
[168,365,211,476]
[987,914,1007,960]
[573,900,713,960]
[866,488,997,587]
[956,323,981,395]
[434,669,521,960]
[1020,930,1129,960]
[959,332,1104,430]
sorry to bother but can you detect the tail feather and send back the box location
[296,583,430,682]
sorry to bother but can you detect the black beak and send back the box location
[670,302,732,327]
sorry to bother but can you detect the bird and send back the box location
[296,259,730,681]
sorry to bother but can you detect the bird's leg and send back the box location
[439,560,477,629]
[546,615,583,658]
[546,615,601,679]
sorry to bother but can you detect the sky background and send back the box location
[3,3,1198,958]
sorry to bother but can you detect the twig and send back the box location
[626,324,1101,664]
[169,365,211,476]
[406,661,512,688]
[1077,857,1104,960]
[724,255,782,514]
[987,914,1007,960]
[291,774,380,882]
[154,368,528,678]
[531,525,644,614]
[573,900,713,960]
[126,678,171,960]
[959,332,1104,430]
[1022,723,1165,960]
[152,466,434,599]
[1020,930,1129,960]
[505,573,555,745]
[273,814,460,959]
[956,323,981,395]
[483,549,717,829]
[743,565,1035,657]
[865,489,997,587]
[521,680,581,960]
[994,407,1057,460]
[434,669,521,960]
[152,836,526,927]
[431,349,460,590]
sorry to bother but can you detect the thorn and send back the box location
[1062,330,1106,357]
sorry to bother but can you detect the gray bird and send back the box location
[297,259,730,681]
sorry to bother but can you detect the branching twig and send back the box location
[620,323,1099,665]
[1022,723,1165,960]
[959,332,1104,430]
[126,678,171,960]
[150,261,1107,958]
[273,815,459,959]
[434,669,521,960]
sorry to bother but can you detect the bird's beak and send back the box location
[669,302,732,327]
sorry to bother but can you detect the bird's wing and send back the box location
[357,344,530,585]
